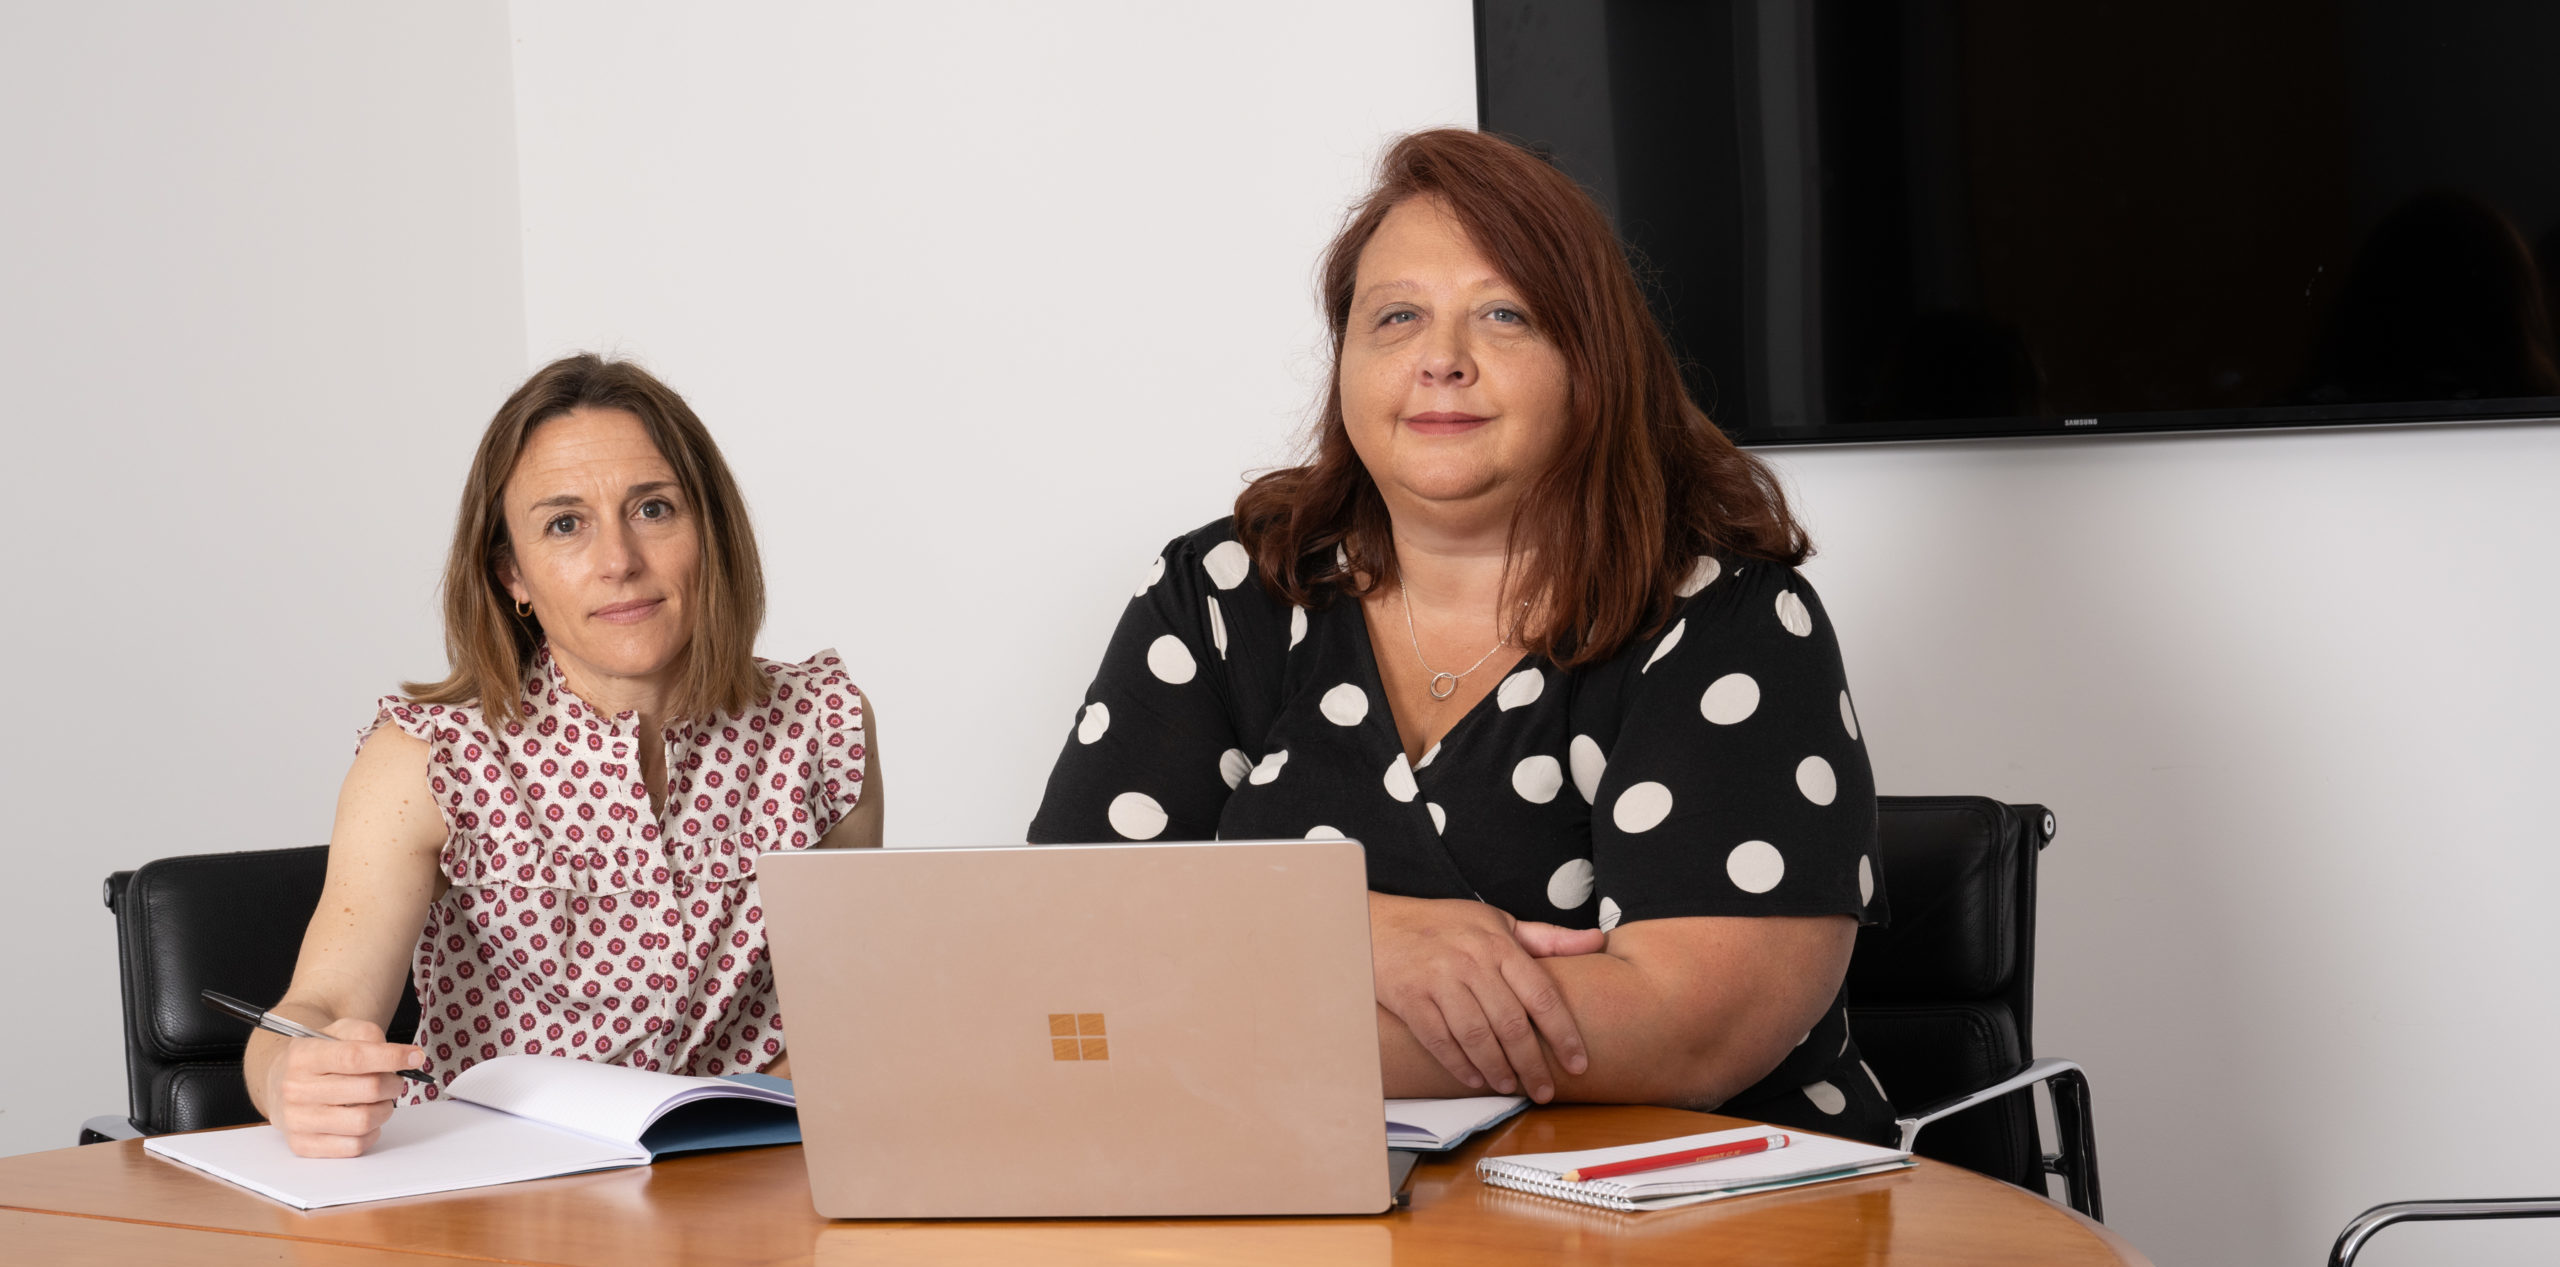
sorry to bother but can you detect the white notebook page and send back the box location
[446,1054,793,1148]
[143,1101,641,1210]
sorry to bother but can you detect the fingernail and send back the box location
[1534,1084,1553,1102]
[1569,1055,1588,1074]
[1495,1079,1515,1094]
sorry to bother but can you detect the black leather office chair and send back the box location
[1848,796,2100,1219]
[82,845,419,1142]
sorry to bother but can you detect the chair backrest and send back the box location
[1846,795,2055,1192]
[105,845,421,1135]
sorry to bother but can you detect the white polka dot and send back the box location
[1495,668,1545,711]
[1641,619,1685,673]
[1319,682,1369,726]
[1597,896,1623,931]
[1248,750,1289,785]
[1512,755,1564,803]
[1727,840,1785,893]
[1546,858,1595,910]
[1206,596,1228,660]
[1305,824,1346,840]
[1202,540,1251,590]
[1333,542,1349,571]
[1840,690,1859,740]
[1676,556,1722,597]
[1775,590,1813,637]
[1383,753,1418,802]
[1857,855,1875,905]
[1417,741,1441,768]
[1862,1060,1888,1101]
[1568,734,1605,804]
[1146,635,1196,684]
[1218,748,1251,790]
[1075,702,1110,744]
[1796,756,1837,805]
[1699,673,1760,725]
[1612,782,1674,833]
[1289,606,1308,649]
[1427,803,1446,835]
[1794,1030,1812,1048]
[1107,792,1167,840]
[1802,1080,1847,1115]
[1136,555,1164,597]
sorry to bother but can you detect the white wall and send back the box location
[1778,424,2560,1266]
[0,4,527,1155]
[11,5,2559,1265]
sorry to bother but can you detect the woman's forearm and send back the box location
[1377,916,1852,1108]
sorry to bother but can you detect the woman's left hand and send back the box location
[1369,892,1593,1101]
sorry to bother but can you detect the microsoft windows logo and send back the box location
[1049,1012,1108,1061]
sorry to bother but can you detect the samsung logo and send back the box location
[2062,418,2099,427]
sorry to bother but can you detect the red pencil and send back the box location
[1561,1133,1789,1183]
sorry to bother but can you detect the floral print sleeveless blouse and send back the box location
[361,643,867,1101]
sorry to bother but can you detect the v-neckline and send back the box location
[1343,595,1540,776]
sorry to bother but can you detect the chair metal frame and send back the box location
[2329,1197,2560,1266]
[1893,1055,2101,1221]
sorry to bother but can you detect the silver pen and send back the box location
[200,989,433,1083]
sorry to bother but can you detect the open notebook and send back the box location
[1384,1096,1528,1150]
[144,1055,798,1210]
[1477,1125,1911,1211]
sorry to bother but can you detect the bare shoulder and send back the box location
[334,725,447,859]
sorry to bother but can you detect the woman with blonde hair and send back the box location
[246,354,880,1157]
[1033,129,1888,1141]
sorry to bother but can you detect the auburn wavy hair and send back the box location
[1233,128,1808,667]
[404,354,768,722]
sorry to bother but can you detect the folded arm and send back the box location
[1373,896,1852,1107]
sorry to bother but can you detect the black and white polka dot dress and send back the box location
[1030,519,1894,1143]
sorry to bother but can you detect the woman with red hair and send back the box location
[1032,129,1887,1141]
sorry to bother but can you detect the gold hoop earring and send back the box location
[514,600,533,617]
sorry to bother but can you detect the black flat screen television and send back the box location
[1476,0,2560,444]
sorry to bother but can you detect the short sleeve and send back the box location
[1029,531,1255,843]
[1584,561,1883,928]
[778,650,868,838]
[353,695,488,879]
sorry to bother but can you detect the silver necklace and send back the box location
[1400,580,1512,701]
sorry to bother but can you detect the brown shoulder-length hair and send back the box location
[404,354,768,722]
[1233,128,1808,667]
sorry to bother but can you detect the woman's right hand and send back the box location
[261,1018,425,1158]
[1368,892,1596,1102]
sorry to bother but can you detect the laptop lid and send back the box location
[759,839,1390,1218]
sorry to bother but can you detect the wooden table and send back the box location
[0,1107,2147,1265]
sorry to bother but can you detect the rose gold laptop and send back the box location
[758,840,1391,1218]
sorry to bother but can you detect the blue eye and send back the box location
[1381,310,1416,325]
[1490,307,1526,324]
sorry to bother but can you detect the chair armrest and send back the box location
[1893,1056,2080,1151]
[79,1115,142,1144]
[2330,1197,2560,1267]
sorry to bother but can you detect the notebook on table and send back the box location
[1385,1095,1528,1150]
[1477,1124,1912,1211]
[144,1055,798,1209]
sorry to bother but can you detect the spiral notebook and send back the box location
[1476,1125,1911,1211]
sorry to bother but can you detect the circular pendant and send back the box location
[1429,672,1459,700]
